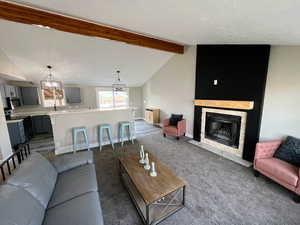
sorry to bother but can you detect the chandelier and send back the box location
[112,70,127,92]
[40,65,63,90]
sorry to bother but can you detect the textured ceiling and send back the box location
[1,0,300,85]
[9,0,300,45]
[0,20,173,86]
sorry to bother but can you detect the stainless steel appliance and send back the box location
[5,97,21,109]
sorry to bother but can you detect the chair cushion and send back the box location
[43,192,104,225]
[256,158,299,186]
[169,114,183,126]
[274,136,300,167]
[0,184,45,225]
[163,125,178,136]
[7,153,57,208]
[48,164,98,208]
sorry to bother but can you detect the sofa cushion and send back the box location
[0,184,45,225]
[43,192,104,225]
[7,153,57,208]
[169,114,183,126]
[256,158,299,186]
[48,164,98,208]
[50,151,94,173]
[274,136,300,167]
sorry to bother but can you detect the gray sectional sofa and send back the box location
[0,151,104,225]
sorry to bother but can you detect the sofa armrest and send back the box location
[50,151,94,173]
[163,119,170,127]
[177,119,186,135]
[254,140,282,160]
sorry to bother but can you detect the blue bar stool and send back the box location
[98,124,114,151]
[119,121,134,146]
[72,127,89,153]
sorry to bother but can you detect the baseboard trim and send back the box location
[134,117,144,120]
[185,133,193,138]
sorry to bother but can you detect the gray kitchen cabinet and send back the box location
[65,87,81,104]
[7,121,26,147]
[20,87,40,105]
[15,86,21,99]
[4,85,18,98]
[32,115,52,134]
[0,84,7,108]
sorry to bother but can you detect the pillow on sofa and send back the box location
[169,114,183,126]
[274,136,300,167]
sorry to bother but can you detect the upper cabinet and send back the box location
[0,85,7,108]
[4,85,18,98]
[20,87,40,105]
[65,87,81,104]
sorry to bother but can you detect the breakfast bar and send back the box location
[49,108,132,155]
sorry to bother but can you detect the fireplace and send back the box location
[205,112,241,148]
[201,108,247,157]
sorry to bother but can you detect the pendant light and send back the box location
[40,65,63,90]
[112,70,127,92]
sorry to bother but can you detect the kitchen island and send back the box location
[49,108,133,155]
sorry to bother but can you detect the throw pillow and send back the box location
[274,136,300,167]
[169,114,183,126]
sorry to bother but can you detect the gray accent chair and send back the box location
[0,151,104,225]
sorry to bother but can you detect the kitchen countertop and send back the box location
[11,107,131,117]
[6,119,24,124]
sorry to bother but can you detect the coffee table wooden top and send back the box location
[119,152,185,204]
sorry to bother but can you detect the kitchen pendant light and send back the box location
[112,70,127,92]
[40,65,63,90]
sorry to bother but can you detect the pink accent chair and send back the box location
[254,140,300,202]
[162,118,186,140]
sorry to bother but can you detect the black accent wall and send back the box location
[193,45,270,162]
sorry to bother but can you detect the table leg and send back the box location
[183,186,186,206]
[146,205,150,225]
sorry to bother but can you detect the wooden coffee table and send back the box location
[119,152,186,225]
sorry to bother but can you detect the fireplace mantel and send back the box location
[194,100,254,110]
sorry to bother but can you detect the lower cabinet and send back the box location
[32,115,52,135]
[7,121,26,148]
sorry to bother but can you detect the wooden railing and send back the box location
[0,143,30,182]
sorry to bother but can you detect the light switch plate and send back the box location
[214,80,218,85]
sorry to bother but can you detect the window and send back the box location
[42,88,66,107]
[97,88,129,110]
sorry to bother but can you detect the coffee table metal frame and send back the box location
[119,161,186,225]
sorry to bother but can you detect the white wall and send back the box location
[0,48,25,81]
[0,49,18,77]
[260,46,300,141]
[0,93,12,160]
[51,109,132,155]
[129,87,143,118]
[142,46,196,137]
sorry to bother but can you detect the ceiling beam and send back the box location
[0,1,184,54]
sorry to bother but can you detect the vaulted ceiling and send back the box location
[0,20,173,86]
[10,0,300,45]
[1,0,300,86]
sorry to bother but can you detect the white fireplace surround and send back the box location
[201,108,247,158]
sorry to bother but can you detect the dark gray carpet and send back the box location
[94,132,300,225]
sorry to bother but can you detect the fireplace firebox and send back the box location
[205,112,241,148]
